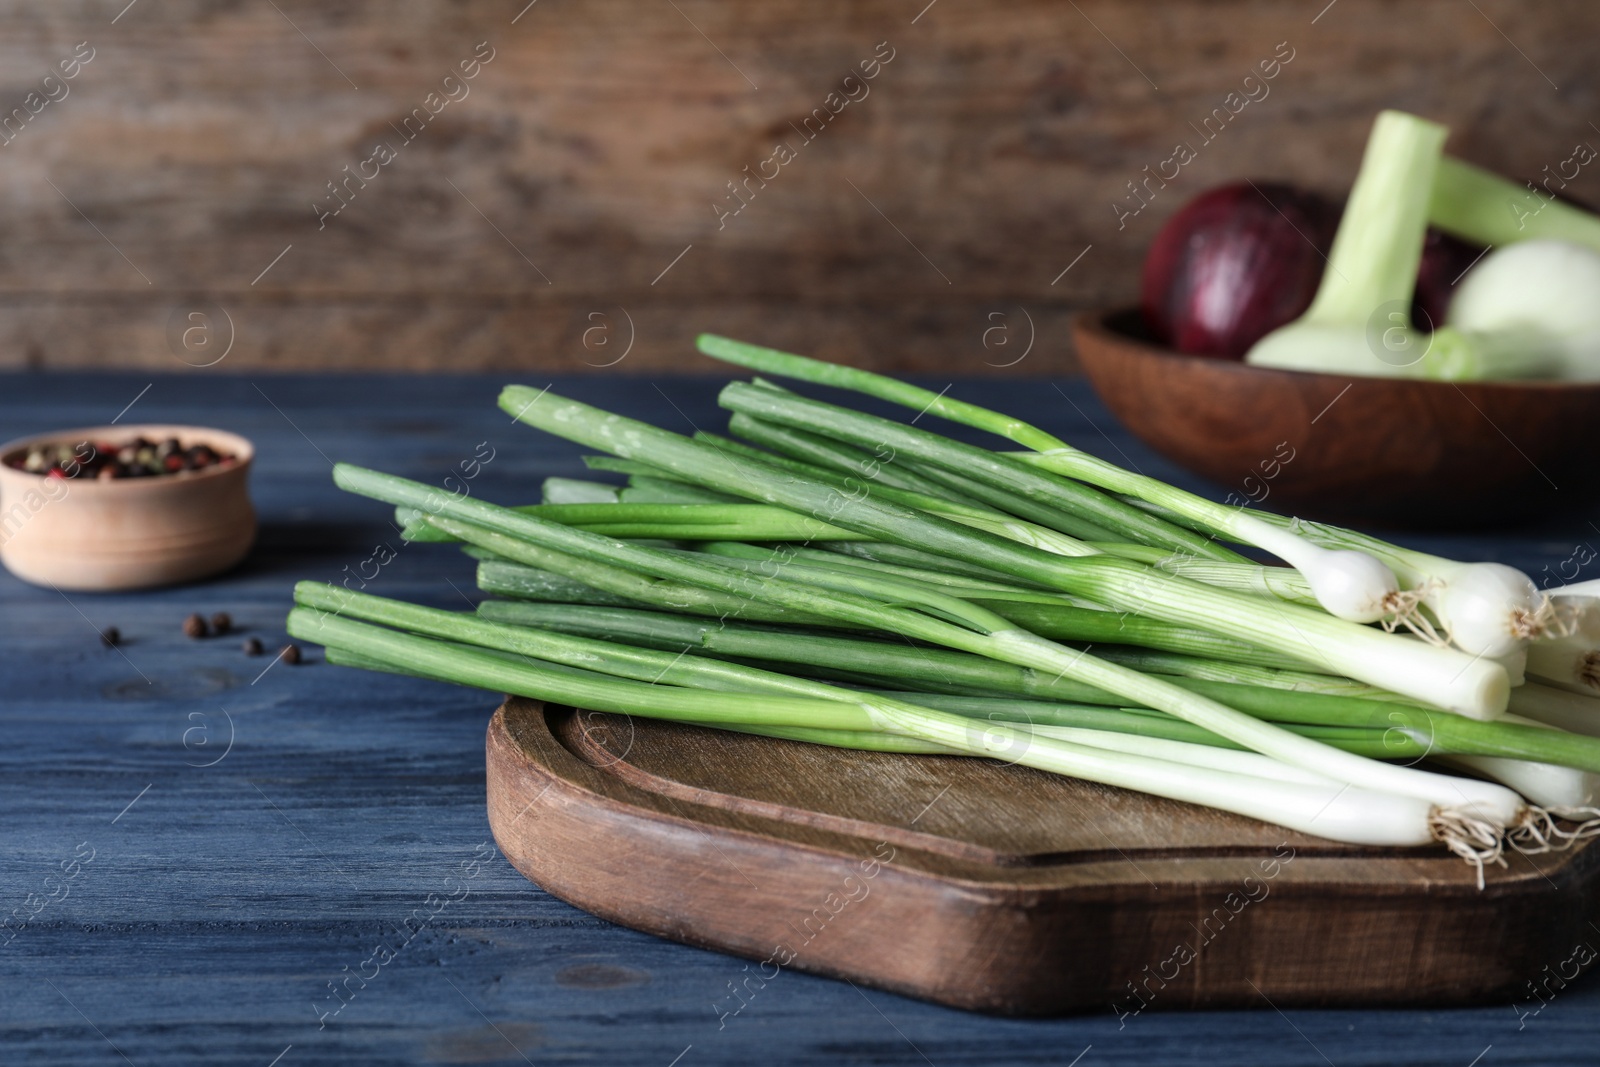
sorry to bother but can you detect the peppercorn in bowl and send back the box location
[0,424,255,591]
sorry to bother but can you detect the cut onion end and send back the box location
[1580,651,1600,691]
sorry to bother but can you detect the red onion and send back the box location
[1141,182,1340,359]
[1141,182,1491,355]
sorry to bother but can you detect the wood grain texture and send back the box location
[1073,309,1600,528]
[488,701,1600,1016]
[1,1,1598,372]
[4,372,1600,1064]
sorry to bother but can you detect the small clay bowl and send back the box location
[1072,308,1600,529]
[0,424,256,591]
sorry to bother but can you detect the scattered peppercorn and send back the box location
[242,636,263,656]
[100,626,120,647]
[210,612,232,635]
[279,644,302,665]
[182,613,209,639]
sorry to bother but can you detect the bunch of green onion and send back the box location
[287,338,1600,886]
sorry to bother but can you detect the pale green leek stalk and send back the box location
[1246,110,1459,378]
[1431,155,1600,252]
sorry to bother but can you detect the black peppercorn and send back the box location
[242,636,263,656]
[100,626,120,647]
[182,613,209,638]
[279,644,302,665]
[210,612,232,634]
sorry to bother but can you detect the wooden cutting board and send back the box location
[485,698,1600,1016]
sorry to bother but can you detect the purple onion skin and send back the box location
[1412,228,1485,330]
[1141,182,1340,359]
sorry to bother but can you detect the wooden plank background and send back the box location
[0,0,1596,374]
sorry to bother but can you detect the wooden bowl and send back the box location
[1072,308,1600,528]
[0,424,256,592]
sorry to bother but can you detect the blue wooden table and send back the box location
[2,371,1597,1067]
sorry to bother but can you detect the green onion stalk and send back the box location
[716,413,1334,611]
[468,599,1600,776]
[406,495,1408,671]
[496,385,1509,721]
[288,584,1449,848]
[316,587,1364,758]
[330,456,1534,862]
[715,385,1241,565]
[693,317,1553,660]
[693,429,1110,558]
[464,590,1595,811]
[695,339,1407,626]
[722,412,1125,544]
[696,541,1309,670]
